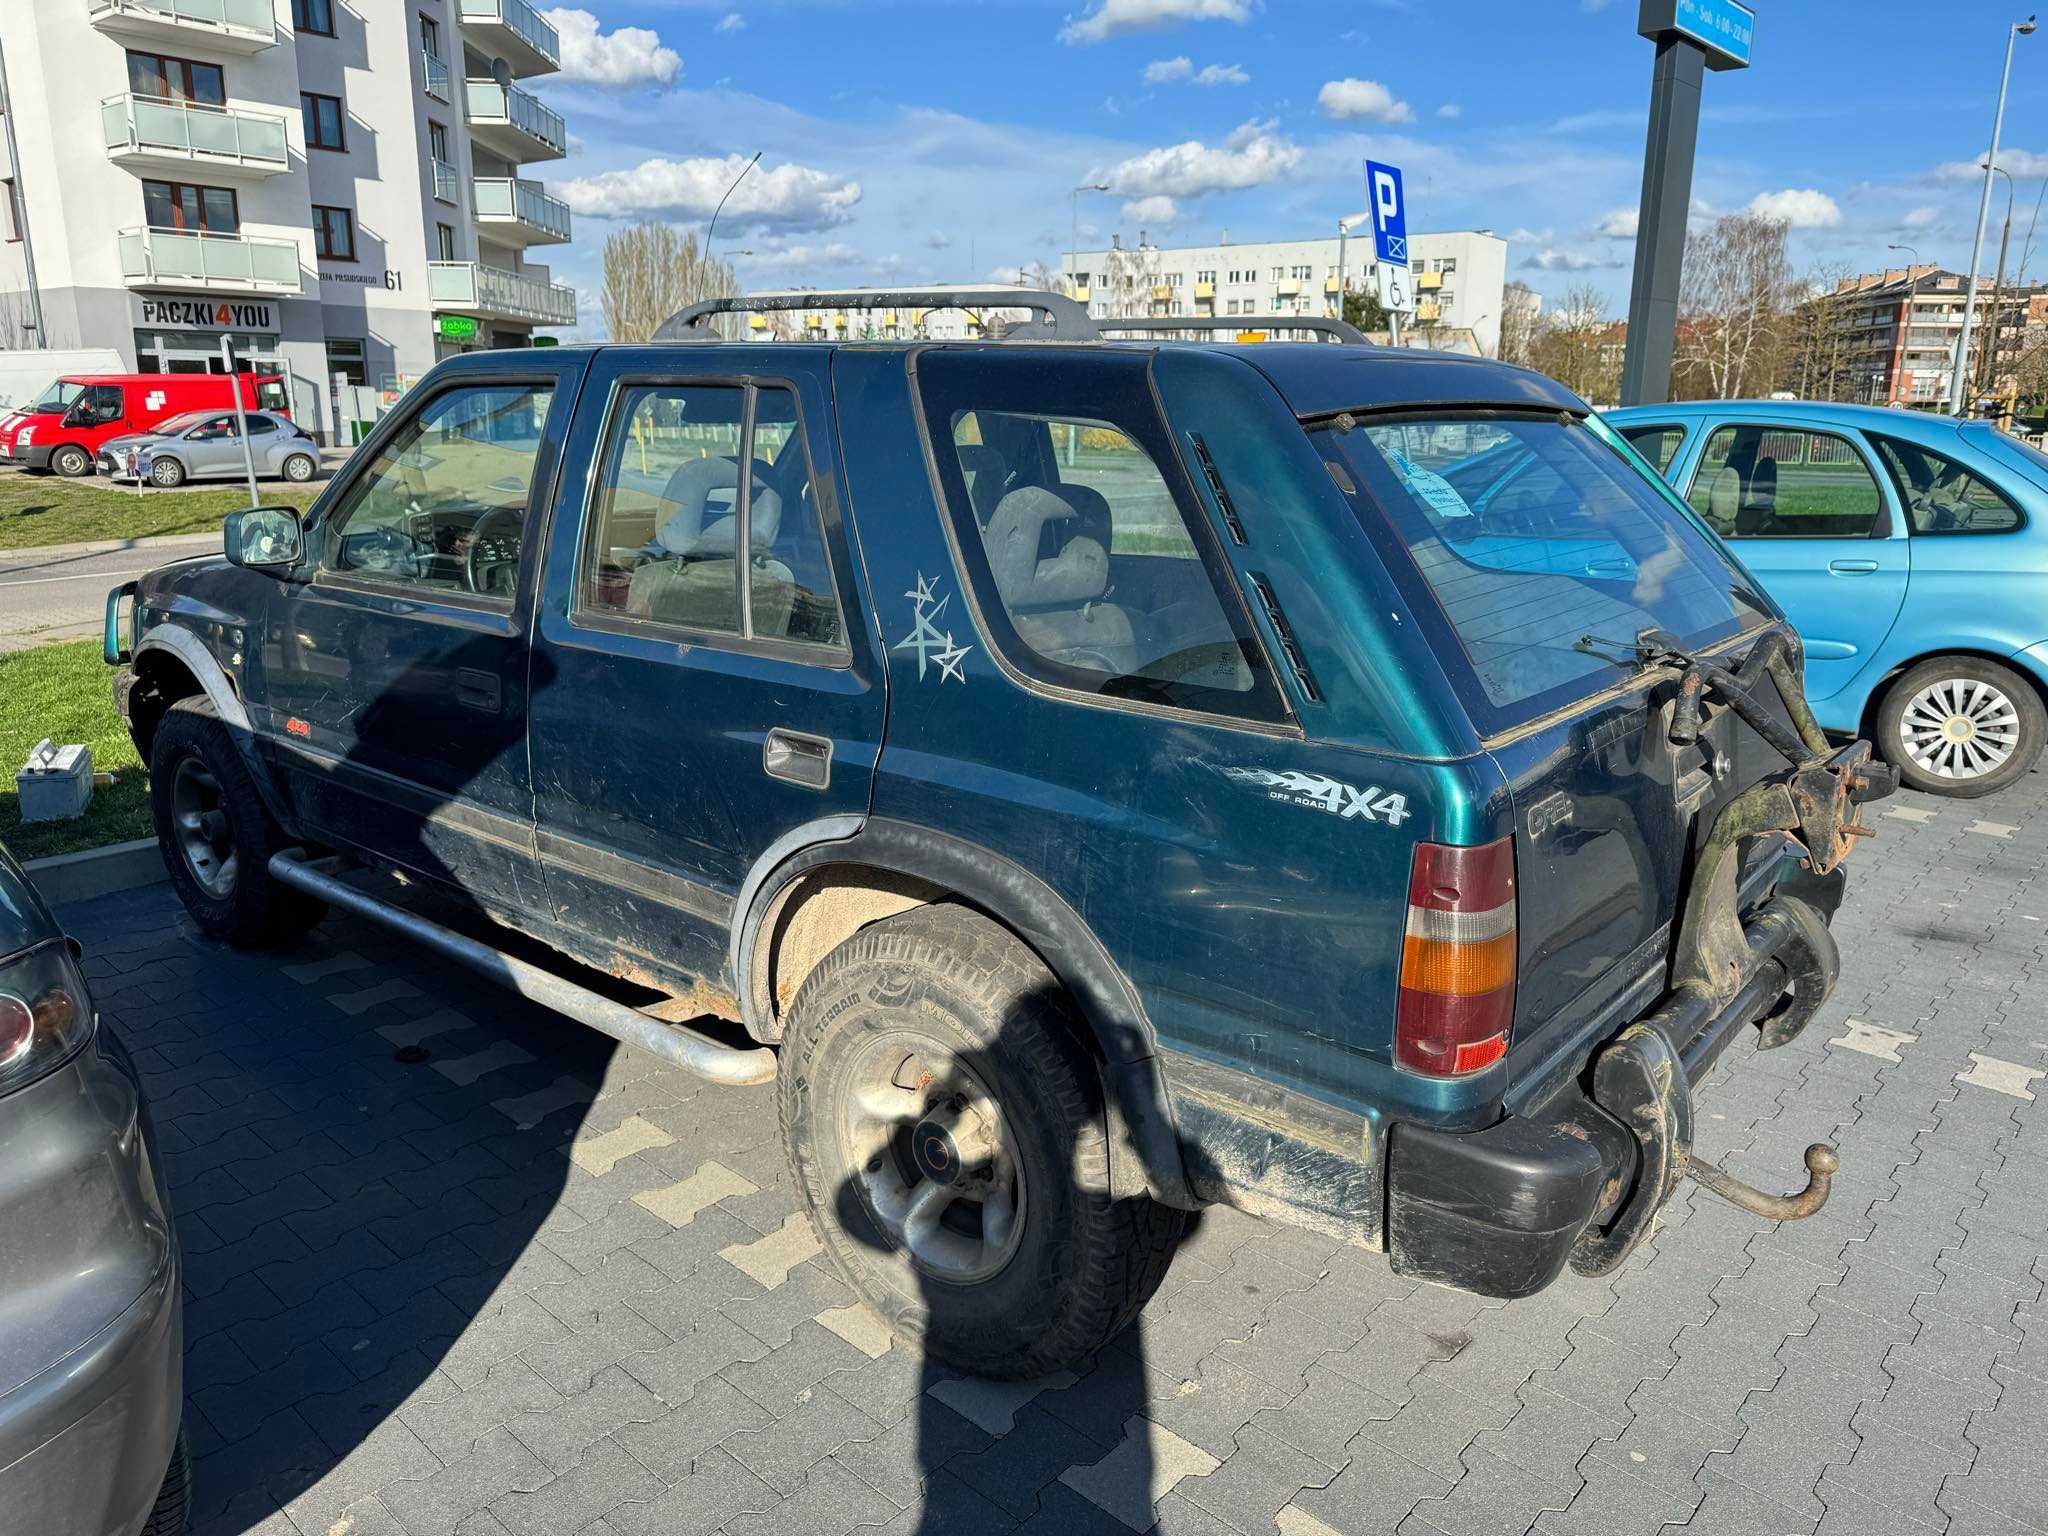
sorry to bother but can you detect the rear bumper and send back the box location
[1384,877,1843,1298]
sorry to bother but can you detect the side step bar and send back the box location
[269,852,778,1087]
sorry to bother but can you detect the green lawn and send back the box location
[0,640,152,861]
[0,472,320,552]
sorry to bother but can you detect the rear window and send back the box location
[1315,411,1768,735]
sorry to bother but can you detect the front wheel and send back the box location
[139,1429,190,1536]
[148,697,324,944]
[150,457,186,488]
[1877,656,2045,797]
[779,904,1184,1379]
[50,444,92,477]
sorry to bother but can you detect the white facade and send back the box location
[1063,229,1509,359]
[0,0,576,440]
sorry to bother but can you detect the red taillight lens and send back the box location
[1395,836,1517,1077]
[0,992,33,1069]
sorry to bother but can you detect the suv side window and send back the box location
[577,380,844,650]
[1867,432,2025,535]
[1687,424,1885,538]
[323,381,552,601]
[1619,423,1685,476]
[916,351,1287,723]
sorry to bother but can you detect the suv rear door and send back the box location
[525,347,882,990]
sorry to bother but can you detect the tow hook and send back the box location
[1685,1143,1838,1221]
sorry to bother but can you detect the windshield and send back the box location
[26,379,83,414]
[1314,410,1769,735]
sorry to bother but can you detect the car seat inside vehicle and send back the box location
[629,454,797,633]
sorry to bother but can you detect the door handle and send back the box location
[1827,559,1880,574]
[455,667,502,713]
[763,728,832,790]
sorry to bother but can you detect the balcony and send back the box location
[457,0,559,77]
[87,0,276,54]
[1276,278,1300,297]
[1416,271,1443,291]
[427,260,574,326]
[464,79,565,162]
[102,94,289,179]
[472,177,569,244]
[1194,281,1214,300]
[432,157,460,204]
[422,50,451,102]
[1416,301,1442,323]
[117,226,301,293]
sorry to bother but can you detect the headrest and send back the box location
[1054,482,1113,551]
[984,486,1108,609]
[654,456,782,556]
[1708,465,1741,527]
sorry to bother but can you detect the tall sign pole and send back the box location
[1620,1,1754,406]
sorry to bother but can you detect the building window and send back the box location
[436,222,457,260]
[142,179,238,234]
[302,92,346,150]
[326,336,367,386]
[428,121,450,162]
[126,50,225,105]
[294,0,335,35]
[1439,258,1458,274]
[419,13,441,56]
[313,204,356,261]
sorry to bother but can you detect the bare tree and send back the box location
[1674,212,1791,400]
[1497,281,1540,365]
[1530,285,1620,402]
[600,222,739,342]
[1781,262,1858,402]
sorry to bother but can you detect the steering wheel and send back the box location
[464,505,525,596]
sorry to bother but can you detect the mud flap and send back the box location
[1567,1023,1692,1277]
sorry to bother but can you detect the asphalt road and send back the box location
[0,533,218,653]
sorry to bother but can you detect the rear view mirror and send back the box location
[224,506,304,572]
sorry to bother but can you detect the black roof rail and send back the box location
[653,289,1101,343]
[1093,315,1371,345]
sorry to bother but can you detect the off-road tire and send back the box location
[139,1429,190,1536]
[51,443,92,477]
[1877,655,2045,798]
[281,452,316,483]
[149,697,324,945]
[779,903,1184,1378]
[150,457,187,488]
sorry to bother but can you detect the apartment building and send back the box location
[1062,229,1509,357]
[1829,264,2035,407]
[0,0,576,438]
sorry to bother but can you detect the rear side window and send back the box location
[1867,432,2024,535]
[1687,425,1885,538]
[1619,423,1685,476]
[1316,412,1765,734]
[915,350,1286,723]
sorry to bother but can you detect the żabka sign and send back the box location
[137,298,277,330]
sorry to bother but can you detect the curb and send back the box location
[23,837,168,907]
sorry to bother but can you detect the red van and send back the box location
[0,373,290,478]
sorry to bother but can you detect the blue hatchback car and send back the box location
[1607,401,2048,797]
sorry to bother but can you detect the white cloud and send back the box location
[1195,63,1248,85]
[1100,119,1303,199]
[1900,205,1941,230]
[542,8,681,88]
[1744,188,1841,229]
[1146,56,1245,85]
[1936,148,2048,180]
[1123,194,1181,225]
[1436,103,1461,119]
[1060,0,1251,45]
[748,241,860,267]
[715,11,744,32]
[1595,206,1638,238]
[1144,55,1192,82]
[1523,247,1625,272]
[1317,78,1414,124]
[559,154,861,233]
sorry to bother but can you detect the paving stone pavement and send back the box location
[57,768,2048,1536]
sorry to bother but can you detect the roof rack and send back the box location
[1094,315,1370,345]
[655,289,1100,343]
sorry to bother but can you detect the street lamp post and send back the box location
[1951,14,2035,416]
[706,151,761,260]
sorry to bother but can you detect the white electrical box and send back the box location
[16,739,93,823]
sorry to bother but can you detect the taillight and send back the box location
[0,992,33,1069]
[1395,836,1517,1077]
[0,942,94,1096]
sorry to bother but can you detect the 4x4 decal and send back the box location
[895,572,973,683]
[1216,766,1412,826]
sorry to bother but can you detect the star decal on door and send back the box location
[894,572,972,683]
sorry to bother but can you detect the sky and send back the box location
[529,0,2048,337]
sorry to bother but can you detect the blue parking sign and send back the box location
[1366,160,1406,264]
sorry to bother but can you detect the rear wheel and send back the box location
[150,457,186,488]
[50,443,92,477]
[281,451,316,483]
[149,697,324,944]
[779,904,1184,1378]
[1877,656,2045,797]
[139,1429,190,1536]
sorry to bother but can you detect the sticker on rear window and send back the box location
[1390,450,1473,522]
[1215,766,1411,826]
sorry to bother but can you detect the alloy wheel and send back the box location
[170,757,237,896]
[838,1034,1027,1284]
[1898,675,2021,781]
